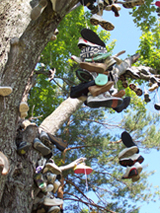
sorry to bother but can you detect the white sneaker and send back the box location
[118,146,139,159]
[77,37,100,49]
[90,14,114,31]
[48,205,60,213]
[122,162,142,179]
[43,193,63,206]
[53,180,61,194]
[87,92,123,108]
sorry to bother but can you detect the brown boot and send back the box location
[88,81,114,97]
[80,62,108,73]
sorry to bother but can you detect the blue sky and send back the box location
[90,4,160,213]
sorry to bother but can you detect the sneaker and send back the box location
[0,86,12,96]
[33,138,51,156]
[90,14,114,31]
[77,37,100,49]
[84,52,112,62]
[30,0,48,20]
[88,81,114,97]
[80,28,106,47]
[132,174,140,182]
[80,46,107,60]
[20,112,28,119]
[154,103,160,110]
[129,84,142,96]
[80,62,108,73]
[122,162,142,179]
[19,102,29,113]
[45,172,57,184]
[48,133,68,152]
[119,153,144,167]
[104,56,116,69]
[40,131,53,149]
[53,180,61,193]
[73,162,93,175]
[46,184,54,192]
[34,173,47,192]
[121,131,139,149]
[70,80,95,99]
[43,160,62,175]
[48,206,60,213]
[113,97,130,113]
[0,151,10,175]
[118,146,139,159]
[105,4,121,17]
[125,67,140,79]
[75,69,94,82]
[149,83,159,92]
[144,91,151,103]
[122,0,144,8]
[87,92,123,108]
[43,193,63,206]
[71,55,82,63]
[17,141,31,155]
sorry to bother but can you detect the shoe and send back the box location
[33,138,51,156]
[122,0,144,8]
[40,131,53,149]
[113,97,130,113]
[149,83,159,92]
[129,84,142,96]
[48,206,60,213]
[43,159,62,175]
[119,153,144,167]
[30,0,48,20]
[95,74,108,86]
[50,0,59,11]
[118,146,139,159]
[71,55,82,63]
[0,86,12,96]
[34,173,47,192]
[104,56,116,69]
[0,151,10,175]
[47,133,68,152]
[80,62,108,73]
[19,102,29,113]
[144,91,151,103]
[112,90,125,98]
[80,28,106,47]
[105,3,121,17]
[154,103,160,110]
[132,174,140,182]
[90,14,114,31]
[121,131,139,149]
[77,37,100,49]
[46,184,54,192]
[70,81,95,99]
[73,162,93,175]
[89,81,114,97]
[84,52,112,62]
[20,112,28,119]
[53,180,61,193]
[45,172,57,184]
[43,193,63,206]
[87,92,123,108]
[125,67,140,79]
[17,141,31,155]
[122,162,142,179]
[80,45,107,60]
[76,69,94,82]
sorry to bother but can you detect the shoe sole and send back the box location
[121,131,139,148]
[40,134,53,149]
[44,199,63,206]
[118,146,139,159]
[87,97,123,108]
[48,207,60,213]
[88,81,114,97]
[84,52,112,62]
[19,102,29,113]
[90,18,114,31]
[80,62,106,73]
[33,141,51,156]
[76,69,94,82]
[119,155,144,167]
[48,134,67,152]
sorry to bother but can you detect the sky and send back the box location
[85,4,160,213]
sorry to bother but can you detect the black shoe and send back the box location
[154,103,160,110]
[17,141,31,155]
[113,97,130,113]
[81,28,106,47]
[47,133,68,152]
[121,131,139,153]
[70,80,95,98]
[76,69,94,82]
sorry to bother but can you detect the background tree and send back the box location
[0,0,160,212]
